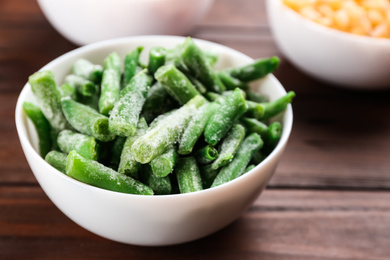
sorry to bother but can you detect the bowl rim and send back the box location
[270,0,390,45]
[15,35,293,200]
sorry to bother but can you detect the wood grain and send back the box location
[1,187,390,260]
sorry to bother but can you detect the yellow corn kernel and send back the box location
[334,10,351,30]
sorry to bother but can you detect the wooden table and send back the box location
[1,0,390,259]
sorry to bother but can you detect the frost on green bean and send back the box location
[28,70,69,132]
[66,151,154,195]
[132,95,206,164]
[57,129,99,161]
[61,97,115,142]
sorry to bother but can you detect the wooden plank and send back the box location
[1,187,389,260]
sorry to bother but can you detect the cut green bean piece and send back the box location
[57,130,99,160]
[204,88,248,146]
[104,52,121,72]
[71,58,103,84]
[132,95,206,164]
[179,102,219,155]
[246,91,269,103]
[141,164,172,195]
[150,146,178,177]
[178,37,225,93]
[64,74,97,97]
[123,46,143,86]
[263,121,283,154]
[199,164,218,189]
[148,47,166,76]
[109,136,126,170]
[120,69,153,98]
[58,83,77,100]
[99,52,121,116]
[218,71,249,90]
[260,91,295,120]
[118,118,148,179]
[244,164,255,173]
[240,117,269,137]
[225,56,280,82]
[61,97,115,142]
[195,145,218,165]
[45,150,68,173]
[211,133,263,188]
[28,70,69,132]
[211,124,246,170]
[23,101,52,157]
[245,100,265,120]
[109,70,152,137]
[66,151,154,195]
[155,64,200,105]
[175,156,203,194]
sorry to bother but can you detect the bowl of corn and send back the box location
[266,0,390,89]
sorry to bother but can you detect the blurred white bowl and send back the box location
[266,0,390,89]
[37,0,214,45]
[15,36,293,246]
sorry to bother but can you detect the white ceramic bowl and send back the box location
[267,0,390,89]
[15,36,293,246]
[37,0,214,46]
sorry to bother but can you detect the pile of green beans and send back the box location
[24,37,295,196]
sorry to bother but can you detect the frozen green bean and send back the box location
[218,71,249,90]
[204,88,247,146]
[148,47,166,76]
[61,96,115,142]
[178,102,219,155]
[155,64,200,105]
[132,95,206,164]
[178,37,225,93]
[150,146,178,177]
[57,129,99,160]
[211,133,263,187]
[118,118,148,178]
[195,145,218,165]
[58,83,77,100]
[246,91,269,103]
[23,101,52,157]
[45,150,68,174]
[109,70,152,137]
[260,91,295,120]
[175,156,203,194]
[66,150,154,195]
[225,56,280,82]
[71,58,103,84]
[141,164,172,195]
[28,70,69,132]
[123,46,143,86]
[64,74,97,97]
[211,124,246,170]
[99,52,121,116]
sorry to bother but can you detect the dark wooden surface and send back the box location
[1,0,390,259]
